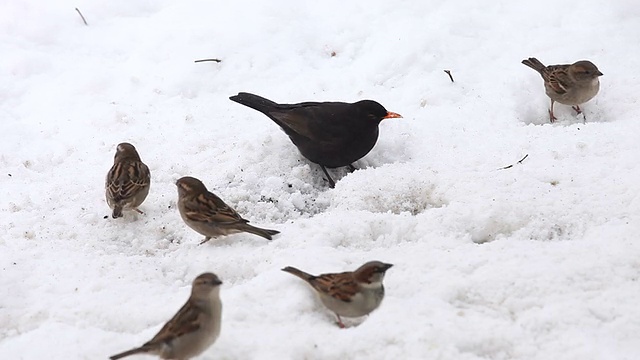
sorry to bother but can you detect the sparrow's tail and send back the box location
[109,346,151,360]
[521,57,547,75]
[241,224,279,240]
[229,92,279,114]
[112,206,123,218]
[282,266,315,281]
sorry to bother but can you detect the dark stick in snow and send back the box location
[444,70,454,82]
[498,154,529,170]
[75,8,88,26]
[195,59,222,63]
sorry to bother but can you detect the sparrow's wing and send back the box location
[309,272,360,302]
[182,192,247,225]
[145,301,204,346]
[545,65,572,95]
[106,161,150,201]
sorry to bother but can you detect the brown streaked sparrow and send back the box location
[109,273,223,360]
[105,142,151,218]
[282,261,393,328]
[522,57,603,122]
[175,176,280,245]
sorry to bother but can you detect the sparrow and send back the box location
[282,261,393,328]
[105,142,151,218]
[229,92,402,188]
[176,176,280,244]
[109,272,223,360]
[522,57,603,122]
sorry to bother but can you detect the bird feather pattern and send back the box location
[106,161,150,202]
[144,301,204,346]
[283,266,359,303]
[309,272,360,303]
[544,65,572,95]
[182,192,248,225]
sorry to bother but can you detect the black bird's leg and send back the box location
[347,164,357,173]
[320,165,336,188]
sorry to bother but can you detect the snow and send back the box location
[1,0,639,359]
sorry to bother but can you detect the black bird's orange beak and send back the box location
[384,111,402,119]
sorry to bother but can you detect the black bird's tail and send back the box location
[229,92,278,114]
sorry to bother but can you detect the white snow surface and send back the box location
[1,0,639,359]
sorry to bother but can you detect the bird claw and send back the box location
[572,106,587,121]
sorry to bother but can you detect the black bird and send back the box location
[229,92,402,188]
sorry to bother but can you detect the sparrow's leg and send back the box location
[347,164,357,173]
[335,314,345,328]
[548,100,557,122]
[572,105,587,121]
[134,208,144,214]
[199,236,212,245]
[320,165,336,188]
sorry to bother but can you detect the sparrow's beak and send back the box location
[382,263,394,271]
[596,70,604,76]
[383,112,402,119]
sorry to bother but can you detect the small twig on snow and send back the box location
[497,154,529,170]
[75,8,88,26]
[194,58,222,63]
[443,69,454,82]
